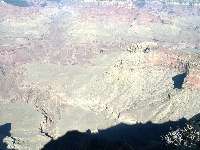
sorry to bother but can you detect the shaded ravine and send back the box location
[0,123,11,150]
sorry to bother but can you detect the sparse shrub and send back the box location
[163,124,200,150]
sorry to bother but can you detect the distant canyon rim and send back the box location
[0,0,200,149]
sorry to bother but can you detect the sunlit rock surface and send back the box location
[0,0,200,149]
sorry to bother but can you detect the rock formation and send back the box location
[0,0,200,149]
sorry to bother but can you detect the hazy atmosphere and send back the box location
[0,0,200,149]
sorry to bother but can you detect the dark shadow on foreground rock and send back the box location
[42,118,188,150]
[0,123,11,150]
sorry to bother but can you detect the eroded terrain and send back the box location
[0,0,200,149]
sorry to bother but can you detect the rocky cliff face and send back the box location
[0,1,200,149]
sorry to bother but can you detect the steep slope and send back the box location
[0,1,200,149]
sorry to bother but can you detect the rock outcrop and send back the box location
[0,1,199,149]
